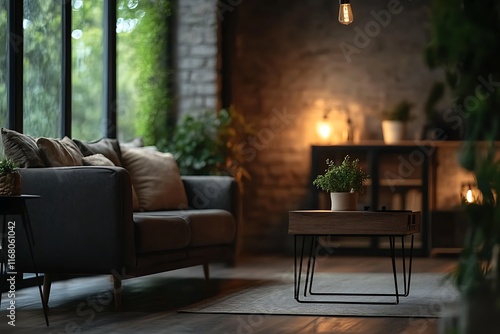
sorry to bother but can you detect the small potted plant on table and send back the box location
[313,155,369,211]
[0,158,22,195]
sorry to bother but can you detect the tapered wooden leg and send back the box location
[42,273,52,308]
[203,264,210,280]
[112,275,122,309]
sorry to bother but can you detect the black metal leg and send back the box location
[304,236,315,297]
[20,206,49,326]
[0,214,7,309]
[308,236,319,295]
[294,233,416,305]
[294,235,306,301]
[389,236,400,305]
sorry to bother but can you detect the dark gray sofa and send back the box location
[15,166,240,306]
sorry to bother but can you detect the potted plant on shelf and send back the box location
[381,100,414,144]
[0,158,22,195]
[313,155,369,211]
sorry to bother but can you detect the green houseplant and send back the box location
[425,0,500,332]
[164,107,253,185]
[0,158,22,195]
[313,155,369,211]
[381,100,414,144]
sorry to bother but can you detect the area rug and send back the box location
[179,273,459,318]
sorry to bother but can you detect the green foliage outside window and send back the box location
[0,0,7,128]
[117,0,171,145]
[0,0,171,143]
[23,0,62,137]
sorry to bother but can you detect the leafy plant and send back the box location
[0,159,18,175]
[164,107,253,183]
[313,156,369,193]
[382,100,414,121]
[424,82,445,122]
[425,0,500,324]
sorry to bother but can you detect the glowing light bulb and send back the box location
[338,0,354,25]
[318,122,331,140]
[466,188,474,203]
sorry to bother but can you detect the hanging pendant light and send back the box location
[338,0,354,25]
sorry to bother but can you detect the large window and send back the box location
[3,0,171,143]
[116,0,170,144]
[23,0,61,137]
[71,0,104,140]
[0,0,7,130]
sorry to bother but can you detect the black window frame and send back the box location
[6,0,118,139]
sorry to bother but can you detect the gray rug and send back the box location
[180,273,459,318]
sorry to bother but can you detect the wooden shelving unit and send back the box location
[309,143,433,256]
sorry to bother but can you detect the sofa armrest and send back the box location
[182,175,242,258]
[16,166,135,274]
[181,175,239,215]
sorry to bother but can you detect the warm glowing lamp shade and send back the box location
[338,0,354,25]
[318,122,331,140]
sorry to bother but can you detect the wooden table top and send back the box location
[288,210,420,236]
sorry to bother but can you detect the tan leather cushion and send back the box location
[37,136,83,166]
[134,216,190,253]
[82,154,115,166]
[1,128,45,167]
[121,148,188,211]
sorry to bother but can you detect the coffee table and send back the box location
[288,210,420,305]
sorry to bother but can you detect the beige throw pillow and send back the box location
[37,136,83,167]
[1,128,45,167]
[121,148,188,211]
[82,154,115,166]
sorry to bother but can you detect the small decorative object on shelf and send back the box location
[0,158,22,195]
[460,182,480,204]
[313,155,369,211]
[382,100,414,144]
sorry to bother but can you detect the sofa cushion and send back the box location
[74,138,122,167]
[82,154,115,166]
[134,209,236,247]
[134,216,191,254]
[1,128,45,167]
[37,136,83,166]
[121,148,188,211]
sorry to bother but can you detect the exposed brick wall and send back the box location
[173,0,219,117]
[225,0,449,253]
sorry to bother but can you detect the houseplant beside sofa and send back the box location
[1,128,241,307]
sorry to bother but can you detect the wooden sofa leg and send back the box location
[112,275,122,309]
[42,273,52,308]
[203,264,210,280]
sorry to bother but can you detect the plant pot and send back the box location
[382,120,406,144]
[330,192,358,211]
[0,172,22,195]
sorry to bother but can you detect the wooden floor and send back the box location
[0,255,457,333]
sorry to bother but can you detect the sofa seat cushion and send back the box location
[134,209,236,247]
[134,216,190,254]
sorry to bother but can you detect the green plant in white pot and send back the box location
[0,158,22,195]
[313,155,369,211]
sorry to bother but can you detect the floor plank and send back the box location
[0,255,457,333]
